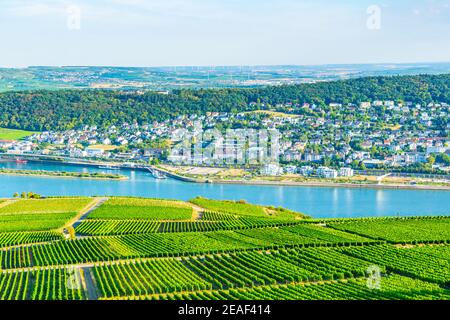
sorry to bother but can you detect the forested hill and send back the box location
[0,74,449,131]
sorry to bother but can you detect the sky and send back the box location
[0,0,450,67]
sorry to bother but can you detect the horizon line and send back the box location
[2,61,450,70]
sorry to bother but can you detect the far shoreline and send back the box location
[204,178,450,191]
[0,157,448,191]
[154,166,450,191]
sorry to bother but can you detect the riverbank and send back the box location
[0,169,128,181]
[0,160,449,217]
[157,165,450,191]
[204,178,450,191]
[2,155,449,191]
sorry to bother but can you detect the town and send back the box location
[1,99,449,181]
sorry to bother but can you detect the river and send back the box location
[0,161,449,218]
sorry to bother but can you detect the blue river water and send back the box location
[0,161,449,218]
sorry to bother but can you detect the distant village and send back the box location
[1,99,449,178]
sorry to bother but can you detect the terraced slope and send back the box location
[0,196,448,301]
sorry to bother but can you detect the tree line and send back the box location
[0,74,448,131]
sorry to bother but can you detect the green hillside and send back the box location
[0,196,448,300]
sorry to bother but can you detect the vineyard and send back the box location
[133,275,450,300]
[87,197,193,220]
[75,216,298,236]
[0,196,448,300]
[329,217,450,243]
[190,197,305,219]
[339,245,450,285]
[0,198,93,214]
[0,198,93,233]
[0,231,61,248]
[76,220,161,236]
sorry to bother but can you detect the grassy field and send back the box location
[0,127,36,140]
[0,196,448,300]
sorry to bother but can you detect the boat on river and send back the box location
[15,158,28,164]
[98,165,121,170]
[147,167,167,179]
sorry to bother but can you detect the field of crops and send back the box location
[0,212,77,233]
[190,197,303,219]
[282,224,372,243]
[0,198,92,214]
[76,220,161,236]
[75,218,296,236]
[94,259,211,297]
[1,247,31,269]
[0,267,85,300]
[0,231,61,247]
[139,275,450,300]
[87,197,193,220]
[329,218,450,243]
[0,198,93,233]
[0,196,448,300]
[339,244,450,285]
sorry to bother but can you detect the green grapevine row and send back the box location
[340,244,450,285]
[144,275,450,301]
[93,259,210,298]
[1,247,31,269]
[0,231,62,247]
[329,218,450,243]
[75,220,161,236]
[0,267,85,300]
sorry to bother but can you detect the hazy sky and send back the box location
[1,0,450,67]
